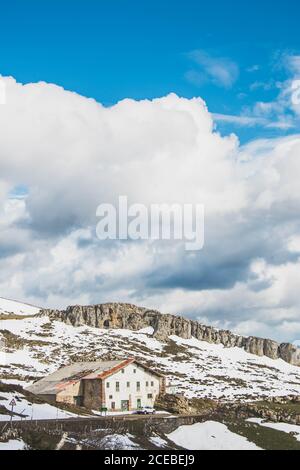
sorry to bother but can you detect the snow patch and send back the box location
[0,297,40,316]
[167,421,261,450]
[0,439,26,450]
[98,433,140,450]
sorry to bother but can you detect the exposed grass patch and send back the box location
[0,372,39,381]
[0,330,50,350]
[20,429,61,450]
[0,314,37,321]
[223,418,300,450]
[207,375,248,388]
[189,397,219,414]
[252,400,300,418]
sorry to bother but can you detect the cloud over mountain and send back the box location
[0,76,300,342]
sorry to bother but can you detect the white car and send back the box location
[136,406,156,415]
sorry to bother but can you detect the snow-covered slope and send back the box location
[0,297,40,316]
[1,310,300,401]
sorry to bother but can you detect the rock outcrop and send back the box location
[40,302,300,367]
[155,393,191,415]
[227,395,300,425]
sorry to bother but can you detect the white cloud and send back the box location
[214,112,295,130]
[186,50,239,88]
[284,54,300,75]
[0,76,300,341]
[244,53,300,126]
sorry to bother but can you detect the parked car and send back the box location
[136,406,156,415]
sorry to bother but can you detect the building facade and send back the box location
[27,358,166,411]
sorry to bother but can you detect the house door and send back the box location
[137,398,142,409]
[74,396,83,406]
[121,400,129,411]
[111,401,116,410]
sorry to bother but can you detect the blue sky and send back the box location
[1,0,300,142]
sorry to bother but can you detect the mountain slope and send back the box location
[42,303,300,366]
[1,302,300,402]
[0,297,40,317]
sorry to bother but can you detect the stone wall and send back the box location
[82,379,103,410]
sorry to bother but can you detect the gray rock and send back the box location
[40,303,300,367]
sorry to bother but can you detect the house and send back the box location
[26,358,166,411]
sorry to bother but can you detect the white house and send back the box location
[27,358,166,411]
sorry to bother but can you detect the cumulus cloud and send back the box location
[0,76,300,342]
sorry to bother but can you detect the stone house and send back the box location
[26,358,166,411]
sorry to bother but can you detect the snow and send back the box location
[0,297,40,316]
[98,433,140,450]
[0,347,50,373]
[0,439,25,450]
[0,379,29,387]
[167,421,261,450]
[165,335,300,399]
[110,328,163,351]
[0,391,77,421]
[137,326,154,335]
[247,418,300,441]
[149,436,168,447]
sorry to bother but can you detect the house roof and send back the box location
[26,360,127,396]
[26,358,164,396]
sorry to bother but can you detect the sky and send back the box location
[0,1,300,342]
[1,0,300,141]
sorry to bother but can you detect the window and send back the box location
[133,369,136,374]
[109,395,113,399]
[151,381,154,387]
[121,369,124,374]
[147,393,153,399]
[106,382,110,388]
[146,381,149,387]
[127,382,130,388]
[136,381,140,391]
[116,382,120,392]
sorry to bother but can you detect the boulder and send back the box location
[155,393,191,415]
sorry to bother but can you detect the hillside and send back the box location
[1,298,300,450]
[0,297,40,317]
[43,303,300,366]
[1,299,300,403]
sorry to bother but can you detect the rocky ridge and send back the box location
[40,303,300,366]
